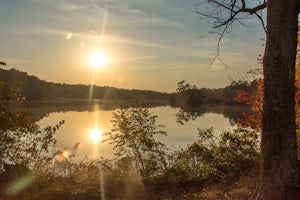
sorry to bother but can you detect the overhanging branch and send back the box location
[241,1,267,14]
[195,0,267,31]
[195,0,267,68]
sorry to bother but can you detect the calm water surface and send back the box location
[36,104,239,161]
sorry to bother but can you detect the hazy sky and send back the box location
[0,0,265,92]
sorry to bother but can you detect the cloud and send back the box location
[111,56,156,63]
[55,1,87,11]
[106,1,188,30]
[3,27,68,37]
[0,25,175,50]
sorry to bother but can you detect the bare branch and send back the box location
[254,12,266,32]
[208,0,233,11]
[213,10,239,28]
[207,24,234,69]
[241,2,267,14]
[195,0,267,30]
[195,0,267,68]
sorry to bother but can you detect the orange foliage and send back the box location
[236,34,300,131]
[236,79,263,130]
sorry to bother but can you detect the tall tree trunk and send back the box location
[258,0,299,199]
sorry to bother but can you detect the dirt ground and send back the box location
[145,172,259,200]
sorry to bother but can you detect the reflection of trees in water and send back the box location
[175,107,205,125]
[12,99,170,119]
[13,100,248,127]
[175,104,249,125]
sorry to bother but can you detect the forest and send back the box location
[170,80,252,106]
[0,68,252,106]
[0,68,170,101]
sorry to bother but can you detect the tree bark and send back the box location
[258,0,300,199]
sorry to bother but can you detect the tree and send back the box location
[195,0,300,199]
[0,62,62,167]
[0,63,65,197]
[174,80,205,105]
[223,80,251,104]
[0,80,63,167]
[103,106,167,177]
[236,78,263,130]
[176,80,192,93]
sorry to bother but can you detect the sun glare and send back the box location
[88,51,108,68]
[90,128,103,143]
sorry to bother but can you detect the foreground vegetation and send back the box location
[0,100,260,199]
[0,128,260,199]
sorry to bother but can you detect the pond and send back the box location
[19,100,246,161]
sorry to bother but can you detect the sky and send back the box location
[0,0,265,92]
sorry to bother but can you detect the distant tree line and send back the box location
[0,68,256,106]
[0,68,170,101]
[170,80,252,106]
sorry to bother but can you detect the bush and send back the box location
[103,106,167,178]
[161,128,260,185]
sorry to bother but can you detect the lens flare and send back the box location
[56,149,71,162]
[66,32,73,40]
[5,174,34,196]
[62,150,70,158]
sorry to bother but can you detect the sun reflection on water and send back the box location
[90,128,103,144]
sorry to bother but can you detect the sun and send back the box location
[90,128,103,143]
[88,51,108,68]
